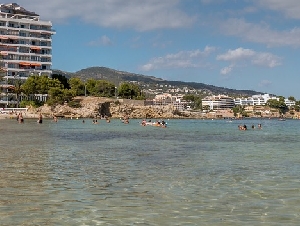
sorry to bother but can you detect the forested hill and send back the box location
[53,66,263,97]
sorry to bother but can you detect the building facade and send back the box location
[0,3,55,79]
[234,94,296,107]
[202,95,235,110]
[152,93,191,111]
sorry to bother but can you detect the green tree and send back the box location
[86,79,97,96]
[47,87,65,105]
[95,80,115,97]
[118,82,144,99]
[194,97,202,110]
[232,105,247,117]
[69,77,85,96]
[266,98,288,114]
[183,94,202,110]
[21,75,39,95]
[47,87,74,106]
[293,100,300,112]
[86,79,116,97]
[12,78,24,108]
[0,55,6,82]
[21,75,65,106]
[288,96,295,101]
[36,75,51,94]
[22,75,63,95]
[183,94,196,102]
[52,74,70,89]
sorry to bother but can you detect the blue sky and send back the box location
[17,0,300,99]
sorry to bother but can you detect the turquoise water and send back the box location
[0,118,299,225]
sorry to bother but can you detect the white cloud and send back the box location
[217,48,255,61]
[220,64,234,75]
[88,35,113,46]
[219,18,300,47]
[251,52,281,68]
[257,0,300,19]
[217,47,281,75]
[140,46,216,71]
[16,0,195,31]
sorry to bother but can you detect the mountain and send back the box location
[52,67,263,97]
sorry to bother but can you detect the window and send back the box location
[31,56,40,61]
[19,32,27,37]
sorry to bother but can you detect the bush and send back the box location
[173,109,184,116]
[67,100,82,108]
[19,100,43,108]
[114,100,121,105]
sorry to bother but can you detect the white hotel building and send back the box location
[0,3,55,79]
[235,94,295,107]
[202,95,235,110]
[201,94,295,111]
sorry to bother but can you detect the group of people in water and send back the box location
[16,112,24,123]
[141,119,167,128]
[238,123,262,130]
[16,112,45,124]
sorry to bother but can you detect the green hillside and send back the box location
[53,67,263,97]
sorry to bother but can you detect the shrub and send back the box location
[19,100,43,108]
[67,100,82,108]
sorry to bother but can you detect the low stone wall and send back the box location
[118,99,145,106]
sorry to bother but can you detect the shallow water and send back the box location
[0,118,299,225]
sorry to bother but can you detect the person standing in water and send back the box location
[18,112,24,123]
[37,113,43,124]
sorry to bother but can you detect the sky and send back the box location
[15,0,300,99]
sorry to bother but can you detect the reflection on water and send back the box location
[0,118,300,225]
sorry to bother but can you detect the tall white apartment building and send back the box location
[0,3,55,79]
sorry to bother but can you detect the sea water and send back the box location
[0,118,299,225]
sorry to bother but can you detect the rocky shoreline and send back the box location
[1,96,298,120]
[28,96,199,119]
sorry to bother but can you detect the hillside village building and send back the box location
[152,93,190,111]
[202,95,235,110]
[235,94,295,107]
[151,93,296,112]
[0,3,55,79]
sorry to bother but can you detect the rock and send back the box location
[27,96,188,119]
